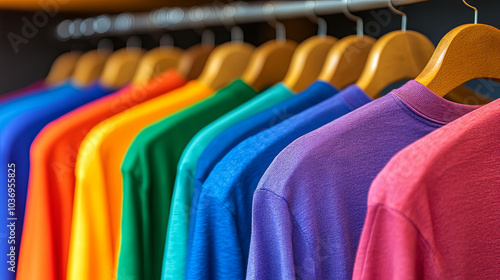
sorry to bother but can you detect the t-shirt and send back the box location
[193,82,329,190]
[161,82,292,280]
[247,80,482,280]
[189,81,333,247]
[18,69,186,280]
[118,79,257,280]
[353,99,500,280]
[67,80,208,280]
[0,83,76,125]
[0,80,45,104]
[186,82,373,280]
[0,83,113,280]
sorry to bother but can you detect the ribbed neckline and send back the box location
[390,80,482,124]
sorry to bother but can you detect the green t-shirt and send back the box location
[161,82,294,280]
[117,79,258,280]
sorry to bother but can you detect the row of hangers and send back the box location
[45,0,498,105]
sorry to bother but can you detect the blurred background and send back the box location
[1,0,499,97]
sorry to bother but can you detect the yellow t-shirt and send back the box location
[67,81,214,280]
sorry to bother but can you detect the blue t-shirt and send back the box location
[0,83,113,280]
[185,83,372,279]
[188,82,337,243]
[0,83,75,124]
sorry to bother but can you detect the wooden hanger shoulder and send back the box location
[318,35,376,90]
[72,49,111,87]
[132,46,183,85]
[178,44,214,80]
[197,42,255,90]
[356,30,435,98]
[416,24,500,97]
[241,39,298,91]
[45,51,82,85]
[282,35,338,92]
[100,48,145,89]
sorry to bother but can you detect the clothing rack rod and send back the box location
[56,0,428,40]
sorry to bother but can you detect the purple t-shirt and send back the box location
[247,80,481,280]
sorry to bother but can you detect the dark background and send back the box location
[1,0,499,97]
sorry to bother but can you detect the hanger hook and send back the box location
[342,0,363,37]
[305,1,327,37]
[222,5,244,43]
[126,36,141,49]
[159,33,174,48]
[388,0,407,31]
[188,6,215,47]
[462,0,478,24]
[263,2,286,42]
[97,38,113,53]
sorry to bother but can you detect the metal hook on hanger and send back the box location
[126,36,142,49]
[97,38,113,53]
[388,0,407,31]
[263,2,286,42]
[342,0,363,37]
[305,1,327,37]
[159,33,174,48]
[189,6,215,47]
[222,4,244,43]
[462,0,478,24]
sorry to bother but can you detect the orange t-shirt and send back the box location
[17,70,186,280]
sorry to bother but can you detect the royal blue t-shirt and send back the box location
[185,83,372,279]
[0,83,75,124]
[0,82,113,280]
[189,82,337,240]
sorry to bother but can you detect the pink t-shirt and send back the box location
[353,98,500,280]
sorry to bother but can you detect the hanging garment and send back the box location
[186,82,374,280]
[67,80,212,280]
[190,81,332,216]
[247,80,482,280]
[118,79,258,280]
[0,83,114,280]
[162,82,294,280]
[0,83,76,124]
[18,69,186,280]
[353,99,500,280]
[0,80,45,104]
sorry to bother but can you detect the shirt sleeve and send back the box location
[246,189,296,280]
[353,204,436,280]
[185,189,245,280]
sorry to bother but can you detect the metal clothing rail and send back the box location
[56,0,428,40]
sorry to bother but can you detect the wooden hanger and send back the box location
[72,49,111,87]
[100,47,145,89]
[416,24,500,97]
[355,30,435,98]
[282,35,338,92]
[45,51,82,85]
[241,7,297,91]
[319,2,375,90]
[132,46,183,84]
[282,5,338,92]
[178,44,214,80]
[197,41,255,90]
[445,84,491,105]
[241,38,297,91]
[318,35,375,89]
